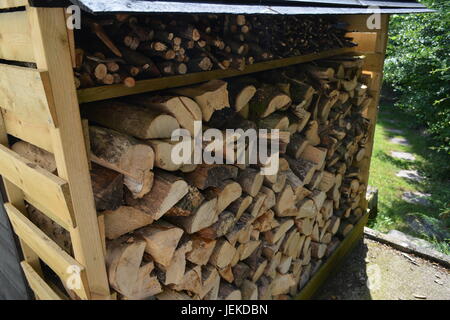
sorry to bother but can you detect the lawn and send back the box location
[367,104,450,255]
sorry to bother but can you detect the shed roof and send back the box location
[65,0,433,15]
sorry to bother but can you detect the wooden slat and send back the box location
[0,10,35,63]
[0,64,57,126]
[29,7,111,299]
[0,144,75,228]
[0,0,27,9]
[1,109,53,153]
[78,47,353,103]
[5,203,88,300]
[20,261,62,300]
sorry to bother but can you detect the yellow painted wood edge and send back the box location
[0,63,57,127]
[21,261,62,300]
[0,0,27,9]
[78,47,354,103]
[6,203,89,300]
[0,144,75,228]
[295,211,369,300]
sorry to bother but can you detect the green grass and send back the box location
[368,104,450,255]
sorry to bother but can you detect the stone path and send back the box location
[385,128,404,134]
[396,170,424,182]
[389,137,411,146]
[390,151,416,161]
[402,191,431,206]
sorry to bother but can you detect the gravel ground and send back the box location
[315,237,450,300]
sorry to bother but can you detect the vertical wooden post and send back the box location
[27,7,110,299]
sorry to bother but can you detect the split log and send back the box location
[204,180,242,213]
[104,206,154,240]
[185,164,238,190]
[82,101,179,140]
[168,197,218,234]
[197,211,235,239]
[237,168,264,197]
[166,186,204,217]
[186,236,217,266]
[89,126,154,198]
[125,170,188,220]
[249,84,291,119]
[171,80,230,121]
[136,221,184,267]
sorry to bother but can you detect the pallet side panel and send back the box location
[20,261,62,300]
[6,203,89,300]
[0,10,35,63]
[0,144,75,228]
[0,64,57,126]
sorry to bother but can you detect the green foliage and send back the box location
[384,0,450,155]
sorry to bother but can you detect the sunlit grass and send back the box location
[368,105,450,255]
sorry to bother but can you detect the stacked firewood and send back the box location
[21,55,371,300]
[74,14,354,88]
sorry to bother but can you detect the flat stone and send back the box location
[385,128,404,134]
[390,151,416,161]
[387,230,435,250]
[396,170,424,182]
[389,137,410,146]
[402,191,431,206]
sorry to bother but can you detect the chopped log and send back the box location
[11,141,57,173]
[260,186,276,211]
[171,264,202,296]
[264,218,294,244]
[232,262,251,287]
[241,279,258,300]
[257,113,289,130]
[286,157,316,186]
[90,163,124,211]
[126,261,163,299]
[200,265,220,299]
[125,171,188,220]
[218,282,242,300]
[227,79,257,112]
[205,180,242,213]
[209,239,236,269]
[89,126,154,198]
[294,217,314,236]
[227,195,253,220]
[237,168,264,197]
[104,206,154,240]
[296,199,317,218]
[162,240,193,285]
[328,216,341,235]
[136,221,184,267]
[310,242,327,259]
[144,139,191,172]
[82,101,179,140]
[186,236,217,266]
[253,210,280,233]
[300,145,327,170]
[197,211,235,239]
[168,197,218,234]
[286,134,309,159]
[128,95,202,135]
[171,80,230,121]
[318,171,336,192]
[185,164,238,190]
[238,240,261,261]
[166,186,204,217]
[249,84,292,119]
[274,185,296,217]
[304,120,321,146]
[106,236,148,297]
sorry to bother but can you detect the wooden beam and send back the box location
[6,203,89,300]
[0,64,57,126]
[21,261,62,300]
[1,109,53,153]
[0,0,27,9]
[28,7,111,299]
[0,144,75,228]
[77,47,353,103]
[0,10,35,62]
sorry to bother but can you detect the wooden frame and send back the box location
[0,3,389,300]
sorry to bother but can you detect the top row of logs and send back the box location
[74,13,355,88]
